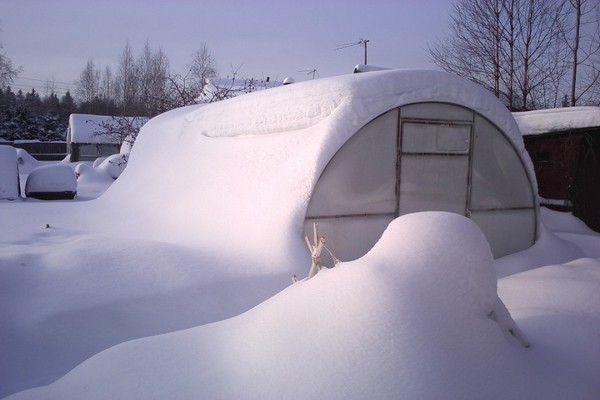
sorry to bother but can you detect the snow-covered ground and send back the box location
[1,71,600,399]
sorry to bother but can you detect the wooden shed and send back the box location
[514,107,600,232]
[66,114,146,162]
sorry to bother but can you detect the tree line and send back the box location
[429,0,600,111]
[0,87,76,141]
[75,41,218,117]
[1,37,273,142]
[3,1,600,141]
[0,39,222,141]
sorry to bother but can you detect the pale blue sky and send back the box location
[2,0,452,96]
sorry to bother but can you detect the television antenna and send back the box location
[298,69,319,80]
[334,38,370,64]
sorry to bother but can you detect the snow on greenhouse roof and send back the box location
[513,106,600,136]
[180,68,534,183]
[183,69,529,159]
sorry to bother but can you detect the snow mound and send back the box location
[499,258,600,393]
[25,164,77,196]
[15,148,42,174]
[9,212,585,400]
[97,153,128,179]
[0,145,19,200]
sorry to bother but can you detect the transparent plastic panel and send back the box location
[400,102,474,122]
[99,145,119,157]
[470,209,536,258]
[79,144,98,157]
[402,122,470,153]
[399,154,469,215]
[304,214,395,264]
[306,109,398,218]
[471,115,534,209]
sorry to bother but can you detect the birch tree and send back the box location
[76,59,101,104]
[562,0,600,105]
[0,42,20,88]
[430,0,570,110]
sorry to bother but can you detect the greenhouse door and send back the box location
[398,120,472,216]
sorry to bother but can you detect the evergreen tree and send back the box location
[59,91,76,120]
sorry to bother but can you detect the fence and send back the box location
[1,141,68,161]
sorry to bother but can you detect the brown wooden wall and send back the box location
[524,129,600,232]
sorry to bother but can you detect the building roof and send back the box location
[513,106,600,136]
[68,114,146,144]
[183,69,531,177]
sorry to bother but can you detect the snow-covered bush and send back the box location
[98,153,128,179]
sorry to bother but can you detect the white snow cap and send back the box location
[25,164,77,194]
[353,63,392,73]
[514,106,600,136]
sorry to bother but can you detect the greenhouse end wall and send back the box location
[305,102,537,264]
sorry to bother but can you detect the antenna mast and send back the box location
[334,38,370,64]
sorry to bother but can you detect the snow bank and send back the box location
[15,148,42,174]
[0,145,19,200]
[495,207,600,277]
[499,258,600,394]
[514,106,600,136]
[11,212,581,400]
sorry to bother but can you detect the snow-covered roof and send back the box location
[68,114,145,144]
[513,106,600,136]
[183,69,533,180]
[190,70,526,143]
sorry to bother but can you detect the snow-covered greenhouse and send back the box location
[129,69,539,264]
[302,70,538,261]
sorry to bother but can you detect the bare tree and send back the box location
[0,41,20,88]
[429,0,504,97]
[164,72,198,109]
[430,0,570,110]
[100,66,114,102]
[115,42,140,115]
[76,59,101,104]
[137,41,170,116]
[92,115,147,148]
[562,0,600,105]
[162,44,218,109]
[189,44,218,97]
[513,0,569,110]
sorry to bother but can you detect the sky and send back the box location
[1,0,452,97]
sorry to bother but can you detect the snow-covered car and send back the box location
[25,164,77,200]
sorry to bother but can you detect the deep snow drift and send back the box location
[7,212,598,400]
